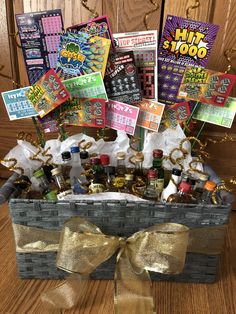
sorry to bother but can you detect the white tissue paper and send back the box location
[1,127,203,178]
[63,192,148,202]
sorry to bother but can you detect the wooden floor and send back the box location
[0,203,236,314]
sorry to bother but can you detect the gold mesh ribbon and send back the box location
[81,0,99,18]
[224,48,236,73]
[12,218,226,313]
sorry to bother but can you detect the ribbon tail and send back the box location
[41,274,89,313]
[115,248,156,314]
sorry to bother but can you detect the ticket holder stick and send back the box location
[139,127,145,151]
[183,101,200,133]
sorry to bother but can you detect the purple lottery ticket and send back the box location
[158,15,219,105]
[16,10,64,85]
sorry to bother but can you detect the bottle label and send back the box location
[57,189,73,200]
[113,177,125,188]
[155,179,164,192]
[89,183,105,194]
[45,191,58,201]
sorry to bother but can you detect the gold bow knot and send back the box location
[40,218,190,313]
[13,218,226,313]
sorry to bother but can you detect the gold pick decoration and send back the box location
[17,132,39,148]
[188,159,208,177]
[1,158,24,175]
[78,140,93,151]
[29,147,45,165]
[128,151,144,166]
[81,0,99,18]
[144,0,160,30]
[9,31,22,49]
[129,136,141,153]
[186,0,200,19]
[96,128,110,141]
[206,133,236,145]
[230,178,236,185]
[41,147,55,166]
[224,48,236,73]
[212,181,232,205]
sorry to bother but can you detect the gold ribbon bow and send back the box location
[13,219,226,313]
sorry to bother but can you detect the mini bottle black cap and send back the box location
[61,151,71,160]
[105,166,115,175]
[172,168,182,176]
[80,151,89,159]
[187,178,196,185]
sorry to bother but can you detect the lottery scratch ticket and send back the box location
[136,99,165,132]
[193,97,236,128]
[165,102,191,128]
[113,31,158,100]
[178,67,236,107]
[68,15,115,49]
[104,51,142,105]
[158,15,219,105]
[61,98,106,128]
[16,10,64,85]
[106,100,140,135]
[56,32,111,80]
[63,72,107,100]
[37,111,59,133]
[1,87,38,120]
[26,69,70,118]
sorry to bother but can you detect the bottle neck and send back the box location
[71,153,81,165]
[148,177,156,186]
[62,158,72,165]
[117,159,125,167]
[202,189,213,199]
[153,157,163,169]
[178,189,187,196]
[195,179,207,190]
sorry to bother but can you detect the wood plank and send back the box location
[103,0,162,33]
[0,202,235,313]
[163,0,213,25]
[207,0,236,97]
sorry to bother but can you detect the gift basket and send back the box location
[1,8,236,313]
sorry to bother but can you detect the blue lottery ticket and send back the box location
[1,87,38,120]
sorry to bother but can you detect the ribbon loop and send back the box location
[57,217,121,274]
[11,218,227,313]
[126,223,189,275]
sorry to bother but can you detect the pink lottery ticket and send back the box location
[106,100,140,135]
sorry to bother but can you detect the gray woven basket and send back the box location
[8,197,231,283]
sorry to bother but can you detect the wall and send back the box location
[0,0,235,201]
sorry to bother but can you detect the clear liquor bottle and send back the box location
[200,181,217,204]
[143,170,159,201]
[51,167,73,199]
[122,174,134,194]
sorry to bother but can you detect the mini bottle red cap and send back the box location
[153,149,163,158]
[100,154,110,166]
[148,169,157,179]
[178,181,191,193]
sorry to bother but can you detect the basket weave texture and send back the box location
[9,197,231,283]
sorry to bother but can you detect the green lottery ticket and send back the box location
[63,72,108,100]
[193,97,236,128]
